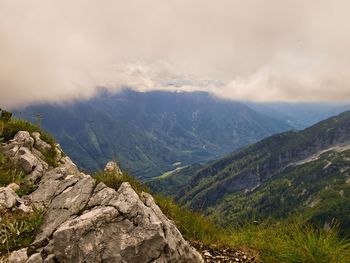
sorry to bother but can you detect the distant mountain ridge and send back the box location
[211,144,350,236]
[148,111,350,235]
[246,102,350,129]
[15,89,291,179]
[177,111,350,207]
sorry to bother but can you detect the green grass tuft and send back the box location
[0,114,59,167]
[0,154,26,187]
[0,208,45,256]
[230,220,350,263]
[1,119,55,146]
[154,195,229,245]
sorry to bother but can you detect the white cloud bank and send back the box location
[1,0,350,108]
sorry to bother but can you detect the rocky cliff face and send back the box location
[0,131,203,263]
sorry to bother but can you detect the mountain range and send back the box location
[6,106,349,262]
[15,89,291,179]
[148,111,350,235]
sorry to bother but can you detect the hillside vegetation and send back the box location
[148,111,350,237]
[1,110,349,262]
[96,169,350,262]
[0,109,58,168]
[213,148,350,235]
[0,110,50,256]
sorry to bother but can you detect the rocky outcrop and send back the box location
[104,161,122,175]
[1,131,203,263]
[0,186,20,209]
[31,132,52,153]
[0,184,32,213]
[0,131,48,183]
[7,248,28,263]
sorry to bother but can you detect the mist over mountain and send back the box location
[2,1,350,261]
[15,89,291,179]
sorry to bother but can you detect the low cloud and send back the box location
[1,0,350,108]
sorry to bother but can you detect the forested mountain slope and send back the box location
[16,89,290,179]
[148,111,350,235]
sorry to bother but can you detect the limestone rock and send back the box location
[18,203,33,213]
[7,182,20,192]
[0,131,202,263]
[42,255,55,263]
[0,131,49,181]
[13,131,34,149]
[32,132,51,153]
[59,156,78,174]
[104,161,122,174]
[0,186,33,213]
[7,248,28,263]
[27,158,48,183]
[30,176,202,262]
[45,182,203,263]
[141,191,203,262]
[27,253,42,263]
[31,175,96,246]
[16,147,38,173]
[87,182,117,207]
[0,187,20,209]
[53,144,62,163]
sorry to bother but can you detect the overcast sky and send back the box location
[1,0,350,108]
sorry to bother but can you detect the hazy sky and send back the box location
[1,0,350,108]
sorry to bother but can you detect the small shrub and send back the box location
[1,119,55,145]
[0,209,45,256]
[0,121,4,142]
[16,182,38,197]
[0,154,26,187]
[42,147,59,168]
[0,154,6,166]
[0,109,12,123]
[0,154,37,197]
[0,169,25,187]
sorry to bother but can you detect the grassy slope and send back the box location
[1,112,349,262]
[0,114,50,256]
[0,150,45,257]
[178,111,350,210]
[167,112,350,222]
[97,170,350,263]
[212,149,350,235]
[144,111,350,261]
